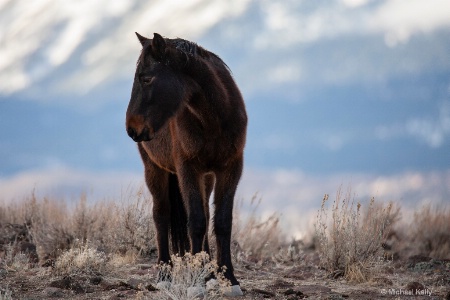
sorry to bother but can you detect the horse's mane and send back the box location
[136,37,231,72]
[170,38,231,72]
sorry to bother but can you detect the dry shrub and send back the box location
[315,187,399,282]
[0,193,68,264]
[1,243,32,272]
[271,240,306,265]
[156,252,230,300]
[53,241,107,276]
[232,195,284,264]
[74,187,155,259]
[21,194,74,264]
[412,204,450,260]
[99,186,156,257]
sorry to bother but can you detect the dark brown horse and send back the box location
[125,33,247,290]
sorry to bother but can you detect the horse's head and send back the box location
[126,33,193,142]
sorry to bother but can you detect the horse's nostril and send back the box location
[127,127,137,139]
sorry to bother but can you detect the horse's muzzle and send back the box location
[127,126,152,142]
[126,114,153,142]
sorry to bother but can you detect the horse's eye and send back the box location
[142,77,154,86]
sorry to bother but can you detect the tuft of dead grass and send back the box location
[53,241,107,276]
[315,186,400,282]
[1,243,32,273]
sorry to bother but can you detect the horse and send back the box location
[125,32,247,293]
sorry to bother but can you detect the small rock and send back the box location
[42,287,64,298]
[99,278,126,291]
[49,276,84,292]
[0,268,7,278]
[90,276,103,285]
[407,254,432,267]
[283,289,304,297]
[405,281,425,292]
[270,278,294,289]
[252,288,275,298]
[206,279,218,291]
[100,279,140,291]
[223,285,244,297]
[136,263,153,270]
[298,284,332,295]
[283,267,314,280]
[156,281,171,290]
[328,294,346,300]
[109,290,136,299]
[127,277,146,290]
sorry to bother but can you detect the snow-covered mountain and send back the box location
[2,0,449,100]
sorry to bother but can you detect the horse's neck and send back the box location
[183,56,231,129]
[184,92,223,132]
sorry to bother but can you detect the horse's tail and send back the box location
[168,173,189,256]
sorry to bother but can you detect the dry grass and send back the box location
[231,195,285,265]
[315,186,400,282]
[1,185,450,299]
[411,204,450,260]
[0,187,155,267]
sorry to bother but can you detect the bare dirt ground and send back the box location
[1,245,449,300]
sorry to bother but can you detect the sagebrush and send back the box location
[315,187,400,282]
[154,251,230,300]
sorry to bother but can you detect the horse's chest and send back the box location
[180,133,236,168]
[141,127,176,173]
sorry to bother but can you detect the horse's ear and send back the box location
[152,33,166,60]
[135,32,149,47]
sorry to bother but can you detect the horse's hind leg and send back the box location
[138,144,171,264]
[213,156,243,287]
[177,163,207,254]
[203,173,215,254]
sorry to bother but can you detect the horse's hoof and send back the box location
[223,285,244,297]
[156,281,171,290]
[187,286,206,298]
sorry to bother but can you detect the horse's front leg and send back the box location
[177,163,207,254]
[213,156,243,287]
[138,144,171,264]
